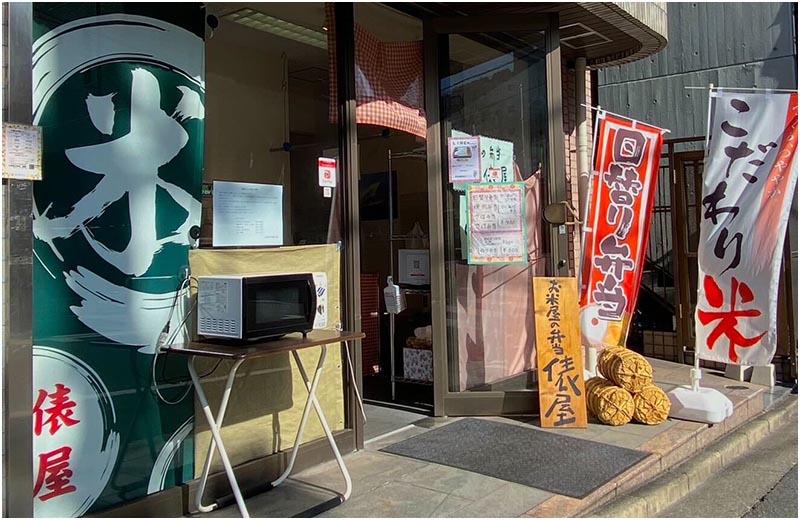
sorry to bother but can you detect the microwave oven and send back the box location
[197,273,317,341]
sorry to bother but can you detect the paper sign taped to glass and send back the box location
[451,130,514,190]
[467,182,527,265]
[448,136,481,183]
[3,123,43,180]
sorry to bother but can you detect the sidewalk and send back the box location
[196,358,795,518]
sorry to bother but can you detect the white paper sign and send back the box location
[318,157,337,188]
[452,130,514,186]
[312,272,328,329]
[3,123,43,180]
[448,136,481,183]
[399,249,431,285]
[212,180,283,247]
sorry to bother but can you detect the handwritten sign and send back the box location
[534,277,587,428]
[3,123,43,180]
[467,182,527,264]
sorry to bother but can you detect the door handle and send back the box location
[543,201,582,226]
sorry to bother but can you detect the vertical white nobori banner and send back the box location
[696,91,798,366]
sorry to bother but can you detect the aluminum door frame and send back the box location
[2,2,34,516]
[424,13,567,417]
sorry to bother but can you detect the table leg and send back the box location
[188,356,250,518]
[343,340,367,424]
[272,345,353,500]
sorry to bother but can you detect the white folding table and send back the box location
[169,330,365,518]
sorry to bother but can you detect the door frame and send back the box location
[3,2,35,516]
[671,145,705,356]
[423,13,567,416]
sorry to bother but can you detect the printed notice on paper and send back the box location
[451,130,514,190]
[212,180,283,247]
[318,157,337,188]
[2,123,42,180]
[448,136,481,184]
[467,182,527,264]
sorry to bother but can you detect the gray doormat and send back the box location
[380,417,649,498]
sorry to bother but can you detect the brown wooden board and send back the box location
[534,277,588,428]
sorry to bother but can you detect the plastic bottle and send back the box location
[384,276,406,314]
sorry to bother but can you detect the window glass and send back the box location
[204,2,341,247]
[440,31,549,392]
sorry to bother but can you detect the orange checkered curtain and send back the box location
[326,5,426,139]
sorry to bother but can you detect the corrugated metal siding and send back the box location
[600,2,795,84]
[598,2,797,140]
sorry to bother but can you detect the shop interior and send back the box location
[203,2,434,439]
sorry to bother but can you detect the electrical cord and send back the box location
[151,275,198,405]
[160,357,223,384]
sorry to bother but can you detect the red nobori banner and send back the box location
[579,111,665,349]
[696,91,798,366]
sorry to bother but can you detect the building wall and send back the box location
[597,2,798,374]
[563,65,593,275]
[598,2,797,140]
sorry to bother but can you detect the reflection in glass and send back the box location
[440,32,549,392]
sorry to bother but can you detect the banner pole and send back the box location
[579,103,671,134]
[685,85,799,93]
[703,83,715,159]
[580,104,603,379]
[692,350,701,392]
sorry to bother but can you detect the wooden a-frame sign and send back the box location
[533,277,588,428]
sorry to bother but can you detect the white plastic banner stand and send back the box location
[724,363,753,382]
[667,386,734,424]
[750,364,776,388]
[667,351,733,424]
[584,345,598,380]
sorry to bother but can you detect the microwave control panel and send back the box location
[198,276,243,339]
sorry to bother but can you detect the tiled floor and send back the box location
[193,358,789,518]
[362,403,429,441]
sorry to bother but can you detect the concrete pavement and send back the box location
[192,358,795,518]
[585,393,798,518]
[743,465,798,518]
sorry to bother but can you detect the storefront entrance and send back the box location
[357,128,435,415]
[424,15,570,416]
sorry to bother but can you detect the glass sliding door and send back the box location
[425,15,567,416]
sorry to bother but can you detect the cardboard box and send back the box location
[403,347,433,382]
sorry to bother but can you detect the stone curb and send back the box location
[583,394,798,518]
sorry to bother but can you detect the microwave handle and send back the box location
[308,277,318,319]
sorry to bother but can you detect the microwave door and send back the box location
[245,281,310,338]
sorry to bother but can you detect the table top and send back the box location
[164,330,365,360]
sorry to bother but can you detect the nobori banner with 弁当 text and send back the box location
[579,112,665,349]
